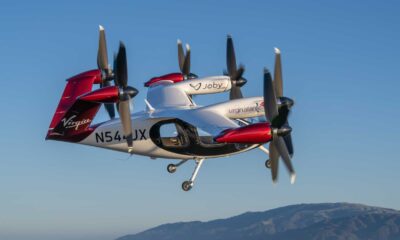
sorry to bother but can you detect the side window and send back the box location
[158,122,187,147]
[160,123,178,138]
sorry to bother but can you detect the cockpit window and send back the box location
[160,123,178,138]
[159,122,188,148]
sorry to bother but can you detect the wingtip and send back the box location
[274,47,281,54]
[290,173,296,184]
[99,25,104,31]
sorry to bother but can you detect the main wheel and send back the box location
[182,181,193,191]
[167,164,177,173]
[265,159,272,169]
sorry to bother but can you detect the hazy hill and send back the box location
[116,203,400,240]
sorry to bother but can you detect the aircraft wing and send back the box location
[146,82,193,108]
[183,109,239,136]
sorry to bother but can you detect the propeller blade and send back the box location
[269,141,279,183]
[263,68,279,122]
[273,48,283,97]
[113,53,118,86]
[97,25,115,120]
[105,103,116,119]
[177,39,185,73]
[100,81,116,119]
[182,44,191,76]
[262,49,295,184]
[97,25,109,70]
[115,42,128,88]
[226,36,246,100]
[229,86,243,100]
[229,65,245,100]
[275,136,296,184]
[283,131,294,157]
[118,99,133,151]
[272,102,290,128]
[226,35,237,77]
[232,64,245,81]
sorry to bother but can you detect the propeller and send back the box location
[113,42,139,152]
[97,25,116,119]
[226,35,247,100]
[177,40,198,79]
[274,48,294,156]
[263,68,295,184]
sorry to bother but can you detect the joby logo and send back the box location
[189,82,225,91]
[61,115,91,130]
[189,83,202,90]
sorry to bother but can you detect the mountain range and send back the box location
[116,203,400,240]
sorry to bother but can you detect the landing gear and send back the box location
[166,159,188,174]
[181,158,204,191]
[167,164,177,173]
[265,159,271,169]
[259,146,272,169]
[182,181,193,191]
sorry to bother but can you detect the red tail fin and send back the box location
[46,70,102,142]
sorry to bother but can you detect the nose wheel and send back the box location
[166,159,188,174]
[167,164,177,173]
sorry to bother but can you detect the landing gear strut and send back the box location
[167,159,188,174]
[258,145,271,169]
[181,158,204,192]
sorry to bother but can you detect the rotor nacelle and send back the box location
[80,86,119,103]
[145,73,185,87]
[214,122,272,144]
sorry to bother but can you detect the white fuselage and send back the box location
[79,98,264,160]
[79,75,266,160]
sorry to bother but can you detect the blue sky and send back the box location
[0,0,399,240]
